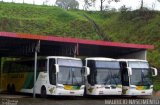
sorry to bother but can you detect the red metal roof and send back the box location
[0,32,154,49]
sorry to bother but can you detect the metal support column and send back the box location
[0,57,2,92]
[33,50,37,98]
[74,43,79,57]
[33,40,40,98]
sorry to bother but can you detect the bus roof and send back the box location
[118,59,147,62]
[46,56,81,60]
[85,57,116,61]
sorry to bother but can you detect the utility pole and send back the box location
[33,40,40,98]
[0,57,2,92]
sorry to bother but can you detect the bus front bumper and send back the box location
[125,89,153,96]
[55,88,84,96]
[87,86,122,95]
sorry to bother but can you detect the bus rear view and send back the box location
[84,58,122,95]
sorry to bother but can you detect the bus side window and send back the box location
[25,61,34,72]
[3,62,10,73]
[38,60,46,72]
[49,59,56,85]
[120,62,129,86]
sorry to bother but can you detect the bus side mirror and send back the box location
[55,64,59,73]
[127,67,132,76]
[81,67,85,76]
[85,67,90,76]
[151,67,157,76]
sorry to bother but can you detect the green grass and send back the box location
[153,75,160,91]
[0,2,160,89]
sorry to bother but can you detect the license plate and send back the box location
[141,91,145,93]
[99,91,104,95]
[70,92,75,94]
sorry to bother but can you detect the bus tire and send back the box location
[83,87,87,97]
[7,84,11,94]
[11,84,16,94]
[41,86,47,98]
[131,96,138,98]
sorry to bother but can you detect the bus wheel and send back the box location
[131,96,138,98]
[11,84,16,94]
[41,86,47,98]
[7,84,11,94]
[83,87,87,97]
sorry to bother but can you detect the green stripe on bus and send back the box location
[22,72,39,89]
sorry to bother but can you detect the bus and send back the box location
[1,56,86,97]
[84,57,122,95]
[119,59,157,96]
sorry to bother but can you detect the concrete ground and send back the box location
[0,92,160,105]
[154,91,160,97]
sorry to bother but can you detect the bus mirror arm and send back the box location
[55,64,59,73]
[151,67,157,76]
[127,67,132,76]
[85,67,90,76]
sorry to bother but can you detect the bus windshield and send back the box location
[57,59,84,86]
[95,61,121,85]
[58,66,84,86]
[129,61,152,86]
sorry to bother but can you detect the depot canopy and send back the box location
[0,32,154,58]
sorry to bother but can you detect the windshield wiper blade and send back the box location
[72,69,81,86]
[65,69,71,85]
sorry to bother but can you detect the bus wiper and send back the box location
[65,68,71,85]
[111,85,116,89]
[72,68,80,86]
[104,77,110,85]
[109,71,118,85]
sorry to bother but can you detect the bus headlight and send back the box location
[57,85,64,89]
[80,86,85,89]
[130,86,136,89]
[130,87,136,89]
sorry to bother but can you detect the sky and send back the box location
[1,0,160,11]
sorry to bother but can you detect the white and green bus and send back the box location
[84,57,122,95]
[119,59,157,96]
[1,56,85,97]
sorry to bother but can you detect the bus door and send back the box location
[120,62,129,95]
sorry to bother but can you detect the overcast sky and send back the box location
[2,0,160,11]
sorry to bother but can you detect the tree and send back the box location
[100,0,105,11]
[83,0,96,10]
[140,0,160,10]
[43,0,49,5]
[140,0,143,9]
[68,1,79,9]
[83,0,120,11]
[55,0,79,10]
[119,5,130,12]
[100,0,120,12]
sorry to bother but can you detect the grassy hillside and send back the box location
[0,2,160,76]
[0,2,160,64]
